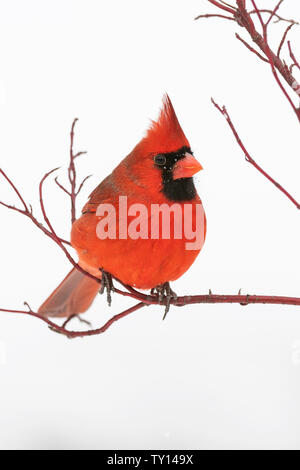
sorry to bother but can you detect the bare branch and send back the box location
[277,22,296,58]
[2,289,300,338]
[76,175,92,196]
[265,0,284,27]
[195,14,235,21]
[235,33,269,62]
[0,302,146,339]
[197,0,300,121]
[249,9,298,25]
[288,40,300,72]
[250,0,300,120]
[211,98,300,209]
[39,168,61,236]
[207,0,236,14]
[0,168,28,212]
[69,119,87,224]
[0,145,99,283]
[0,168,71,246]
[54,177,71,196]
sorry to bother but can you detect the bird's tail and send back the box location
[38,268,100,318]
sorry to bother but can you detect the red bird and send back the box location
[39,95,206,317]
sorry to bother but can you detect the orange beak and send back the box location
[173,153,203,180]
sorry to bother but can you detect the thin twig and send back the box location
[195,14,235,21]
[39,168,61,237]
[277,22,296,58]
[288,41,300,72]
[0,169,28,211]
[265,0,284,27]
[69,119,87,224]
[211,98,300,209]
[235,33,269,62]
[207,0,236,15]
[76,175,92,196]
[0,169,71,246]
[54,177,71,196]
[0,302,146,339]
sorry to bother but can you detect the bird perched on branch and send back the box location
[39,95,206,318]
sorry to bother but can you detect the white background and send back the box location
[0,0,300,450]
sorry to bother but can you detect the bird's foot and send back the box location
[151,282,177,320]
[99,269,115,306]
[62,314,92,329]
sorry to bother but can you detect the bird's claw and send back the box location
[151,282,177,320]
[99,269,115,306]
[62,314,92,329]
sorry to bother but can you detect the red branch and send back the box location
[195,14,235,21]
[54,119,90,225]
[277,22,295,58]
[211,98,300,209]
[288,41,300,73]
[0,169,71,246]
[0,123,100,285]
[249,9,298,24]
[235,32,268,62]
[2,292,300,338]
[249,0,300,120]
[194,1,300,211]
[196,0,300,121]
[0,303,146,339]
[205,0,236,15]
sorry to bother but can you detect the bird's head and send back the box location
[122,95,203,202]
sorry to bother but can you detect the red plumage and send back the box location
[39,95,206,317]
[140,94,190,154]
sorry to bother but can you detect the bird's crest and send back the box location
[141,94,190,154]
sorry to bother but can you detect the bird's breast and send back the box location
[72,193,206,289]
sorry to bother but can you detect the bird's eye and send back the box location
[154,154,166,166]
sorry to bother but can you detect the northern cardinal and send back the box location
[39,95,206,318]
